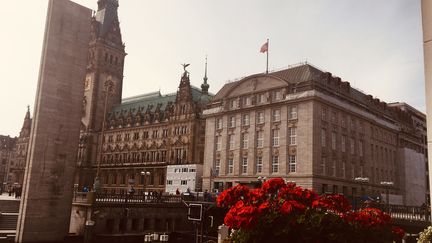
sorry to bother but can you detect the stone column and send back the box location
[15,0,91,242]
[422,0,432,218]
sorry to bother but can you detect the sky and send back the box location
[0,0,425,137]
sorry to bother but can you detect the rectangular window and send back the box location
[216,136,221,151]
[351,118,356,130]
[341,116,346,127]
[214,159,220,176]
[228,134,235,150]
[256,156,263,173]
[152,131,158,139]
[242,157,248,174]
[216,118,223,129]
[272,109,281,122]
[257,93,266,104]
[321,129,326,147]
[289,127,297,145]
[181,180,187,185]
[331,111,337,124]
[272,129,279,147]
[242,114,250,126]
[229,99,237,109]
[350,138,355,155]
[256,111,265,124]
[331,132,337,150]
[228,159,234,174]
[289,155,296,172]
[229,116,236,128]
[342,161,346,178]
[322,107,327,120]
[332,159,336,177]
[321,157,326,175]
[341,136,346,152]
[359,140,364,157]
[256,131,264,148]
[273,90,282,101]
[243,96,251,106]
[242,133,249,149]
[288,106,298,120]
[272,156,279,173]
[162,129,169,137]
[167,180,173,185]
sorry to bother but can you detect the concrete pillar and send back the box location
[422,0,432,219]
[15,0,91,242]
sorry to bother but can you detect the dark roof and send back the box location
[109,86,213,118]
[270,64,323,82]
[213,64,323,100]
[95,0,119,37]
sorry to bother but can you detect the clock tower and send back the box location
[77,0,126,186]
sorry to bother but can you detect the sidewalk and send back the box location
[0,193,20,201]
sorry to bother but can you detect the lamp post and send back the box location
[380,181,394,212]
[94,79,115,193]
[141,171,151,199]
[354,177,370,210]
[354,177,370,195]
[257,176,266,188]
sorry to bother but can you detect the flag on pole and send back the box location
[260,40,268,53]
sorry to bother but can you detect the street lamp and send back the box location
[94,79,115,193]
[354,177,370,195]
[354,177,370,210]
[380,181,394,212]
[257,176,266,188]
[140,171,151,194]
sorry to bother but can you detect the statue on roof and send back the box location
[181,63,190,76]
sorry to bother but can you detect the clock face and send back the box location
[84,77,91,91]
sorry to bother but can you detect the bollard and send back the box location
[218,224,229,243]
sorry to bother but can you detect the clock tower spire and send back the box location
[77,0,126,186]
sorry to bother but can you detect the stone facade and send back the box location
[203,63,427,206]
[76,0,212,194]
[16,0,92,241]
[6,107,31,189]
[0,135,16,190]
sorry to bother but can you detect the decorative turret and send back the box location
[201,56,209,94]
[19,106,31,138]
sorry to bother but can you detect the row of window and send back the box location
[172,168,196,173]
[167,180,188,185]
[228,89,286,110]
[101,149,188,164]
[106,126,189,143]
[216,127,297,151]
[99,173,164,186]
[321,129,364,156]
[321,106,399,146]
[216,106,298,130]
[214,155,297,175]
[320,158,394,182]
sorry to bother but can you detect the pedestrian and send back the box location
[176,188,180,195]
[128,186,135,195]
[203,190,209,201]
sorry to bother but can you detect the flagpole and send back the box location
[266,38,269,74]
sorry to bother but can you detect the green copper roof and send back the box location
[109,86,213,118]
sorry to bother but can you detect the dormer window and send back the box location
[229,99,237,109]
[273,90,282,101]
[242,96,251,107]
